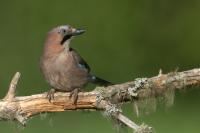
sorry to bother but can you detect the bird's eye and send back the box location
[59,28,66,35]
[62,29,66,33]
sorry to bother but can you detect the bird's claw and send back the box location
[46,89,56,102]
[69,88,79,104]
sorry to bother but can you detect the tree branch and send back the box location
[0,68,200,132]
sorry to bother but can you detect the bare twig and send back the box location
[117,113,139,130]
[3,72,20,101]
[0,68,200,132]
[117,114,152,133]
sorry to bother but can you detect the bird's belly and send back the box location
[41,53,89,92]
[45,66,88,92]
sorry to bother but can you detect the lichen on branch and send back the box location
[0,68,200,133]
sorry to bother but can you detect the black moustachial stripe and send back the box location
[61,35,72,45]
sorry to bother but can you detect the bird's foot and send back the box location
[46,88,56,102]
[69,88,80,105]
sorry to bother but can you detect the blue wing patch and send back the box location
[77,63,87,69]
[91,75,96,80]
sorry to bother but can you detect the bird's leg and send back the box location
[46,88,56,102]
[69,88,80,104]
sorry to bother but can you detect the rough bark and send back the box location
[0,68,200,133]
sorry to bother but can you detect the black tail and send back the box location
[89,75,113,86]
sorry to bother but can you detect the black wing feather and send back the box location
[70,48,91,72]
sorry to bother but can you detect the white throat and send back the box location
[63,38,72,51]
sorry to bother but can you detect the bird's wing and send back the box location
[70,48,91,72]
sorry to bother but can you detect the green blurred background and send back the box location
[0,0,200,132]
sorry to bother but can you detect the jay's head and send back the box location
[44,25,85,54]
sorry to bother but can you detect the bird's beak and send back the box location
[71,28,85,36]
